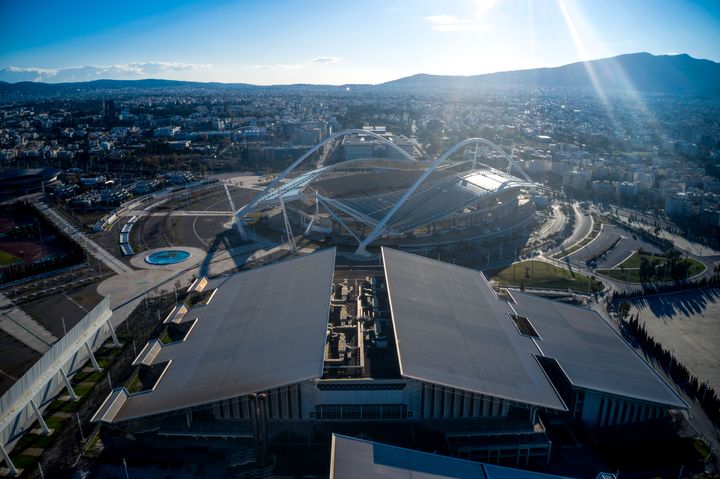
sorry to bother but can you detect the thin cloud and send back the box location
[251,57,343,70]
[0,62,211,83]
[312,57,341,65]
[425,14,489,32]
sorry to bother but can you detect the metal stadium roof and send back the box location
[330,434,575,479]
[322,167,531,234]
[381,247,567,411]
[99,248,336,422]
[254,159,532,235]
[510,291,687,408]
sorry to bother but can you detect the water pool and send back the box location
[145,250,191,265]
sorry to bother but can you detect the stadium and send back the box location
[235,131,537,255]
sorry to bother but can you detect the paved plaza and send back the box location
[629,288,720,392]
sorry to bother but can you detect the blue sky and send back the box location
[1,0,719,84]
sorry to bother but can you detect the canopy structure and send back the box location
[235,132,534,255]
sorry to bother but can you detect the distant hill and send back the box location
[1,53,718,97]
[0,78,260,94]
[0,78,367,95]
[379,53,720,97]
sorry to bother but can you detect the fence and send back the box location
[1,297,112,450]
[18,294,176,477]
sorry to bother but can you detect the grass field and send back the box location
[596,251,705,283]
[490,260,604,293]
[0,249,21,266]
[617,251,665,268]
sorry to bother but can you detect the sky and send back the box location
[1,0,719,85]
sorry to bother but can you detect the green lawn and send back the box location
[615,251,664,269]
[9,453,39,470]
[490,260,604,293]
[0,249,21,266]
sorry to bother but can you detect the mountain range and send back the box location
[1,53,719,97]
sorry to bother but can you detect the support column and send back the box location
[0,443,18,476]
[30,400,50,435]
[546,441,552,464]
[85,343,101,371]
[60,369,78,401]
[107,320,120,347]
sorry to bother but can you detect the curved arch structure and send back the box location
[235,134,533,255]
[234,128,417,236]
[254,155,418,205]
[354,138,532,255]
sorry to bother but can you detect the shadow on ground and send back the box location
[629,287,720,319]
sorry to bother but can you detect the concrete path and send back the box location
[120,210,234,217]
[0,293,58,353]
[99,240,276,329]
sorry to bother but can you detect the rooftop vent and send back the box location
[508,313,540,339]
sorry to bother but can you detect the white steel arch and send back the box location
[234,129,416,238]
[354,138,532,255]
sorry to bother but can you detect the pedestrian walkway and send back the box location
[35,204,132,275]
[119,210,234,217]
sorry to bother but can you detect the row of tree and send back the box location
[609,273,720,302]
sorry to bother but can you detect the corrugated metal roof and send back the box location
[330,434,575,479]
[110,248,336,422]
[381,247,567,411]
[510,291,687,409]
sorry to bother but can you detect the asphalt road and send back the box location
[561,203,592,249]
[536,204,566,241]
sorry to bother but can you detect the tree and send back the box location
[639,257,652,282]
[618,301,631,320]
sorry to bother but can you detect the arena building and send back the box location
[235,131,537,255]
[92,248,686,467]
[0,168,60,198]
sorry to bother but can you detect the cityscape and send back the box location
[0,1,719,478]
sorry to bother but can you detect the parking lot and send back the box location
[569,224,661,268]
